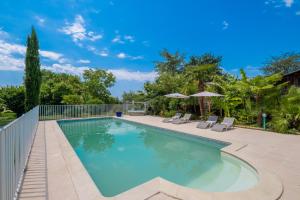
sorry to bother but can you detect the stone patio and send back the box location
[18,115,300,200]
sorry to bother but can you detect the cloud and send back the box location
[0,54,24,71]
[43,64,157,82]
[40,50,63,62]
[296,11,300,15]
[108,69,157,82]
[0,38,67,71]
[0,28,10,39]
[35,16,46,26]
[99,50,109,57]
[116,52,143,60]
[43,64,90,76]
[283,0,293,7]
[222,21,229,30]
[131,55,144,60]
[112,34,135,44]
[142,40,150,47]
[265,0,294,8]
[112,35,125,44]
[124,35,135,42]
[78,59,90,64]
[87,46,109,57]
[59,15,103,44]
[117,52,126,59]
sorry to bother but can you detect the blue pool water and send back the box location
[58,118,258,197]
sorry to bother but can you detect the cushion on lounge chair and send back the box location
[197,121,210,129]
[162,113,182,123]
[211,117,235,132]
[211,123,226,132]
[172,114,191,124]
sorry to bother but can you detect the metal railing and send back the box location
[0,106,39,200]
[39,104,128,120]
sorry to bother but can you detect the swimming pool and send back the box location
[58,118,258,197]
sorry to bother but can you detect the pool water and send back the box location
[58,118,258,197]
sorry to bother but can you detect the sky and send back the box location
[0,0,300,97]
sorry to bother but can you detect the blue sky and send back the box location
[0,0,300,97]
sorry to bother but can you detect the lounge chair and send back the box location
[197,116,218,129]
[162,113,182,123]
[211,117,235,132]
[172,113,192,124]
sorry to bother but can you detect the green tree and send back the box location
[263,52,300,75]
[184,53,222,116]
[0,86,25,116]
[269,86,300,133]
[155,49,184,75]
[122,91,146,102]
[82,69,115,103]
[40,70,83,105]
[24,27,42,111]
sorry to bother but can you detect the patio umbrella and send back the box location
[164,93,189,99]
[164,93,189,111]
[190,91,224,113]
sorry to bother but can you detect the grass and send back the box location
[0,112,16,127]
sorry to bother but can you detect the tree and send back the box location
[262,52,300,75]
[40,70,82,105]
[0,86,25,116]
[269,86,300,133]
[184,53,222,116]
[122,91,146,103]
[24,27,42,111]
[83,69,115,103]
[155,49,185,75]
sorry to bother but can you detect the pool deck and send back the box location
[18,115,300,200]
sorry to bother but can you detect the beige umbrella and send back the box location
[164,93,189,99]
[190,91,223,113]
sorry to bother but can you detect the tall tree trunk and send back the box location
[198,80,205,116]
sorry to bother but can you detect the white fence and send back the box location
[0,106,39,200]
[39,104,128,120]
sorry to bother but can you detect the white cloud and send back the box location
[99,50,109,57]
[222,21,229,30]
[35,16,46,26]
[116,52,143,60]
[40,50,63,61]
[87,46,109,57]
[124,35,135,42]
[283,0,293,7]
[0,39,67,71]
[43,65,157,82]
[0,54,24,71]
[0,28,10,39]
[112,34,135,44]
[112,35,125,44]
[142,40,150,47]
[131,55,144,60]
[117,52,126,59]
[296,11,300,15]
[78,59,90,64]
[108,69,157,82]
[59,15,102,44]
[43,64,90,76]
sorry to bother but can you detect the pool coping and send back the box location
[52,117,283,200]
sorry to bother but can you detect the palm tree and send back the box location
[184,53,222,116]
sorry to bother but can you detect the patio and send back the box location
[18,115,300,200]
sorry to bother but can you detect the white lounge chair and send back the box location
[197,116,218,129]
[162,113,182,123]
[172,114,192,124]
[211,117,235,132]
